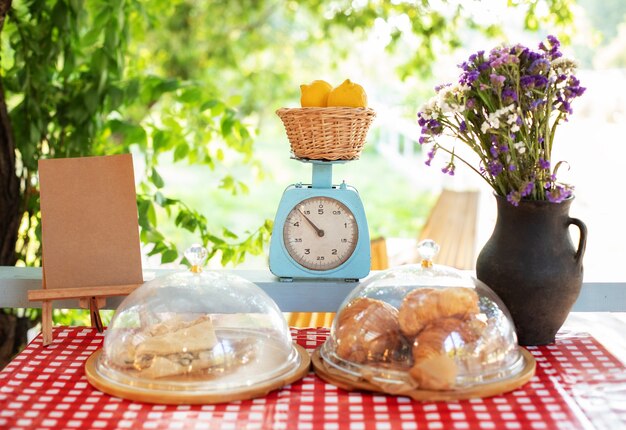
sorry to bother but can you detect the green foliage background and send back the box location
[1,0,602,328]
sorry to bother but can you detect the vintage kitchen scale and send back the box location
[271,106,377,281]
[269,158,370,281]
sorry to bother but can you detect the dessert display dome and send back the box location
[86,245,310,404]
[313,240,535,400]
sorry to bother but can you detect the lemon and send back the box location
[327,79,368,108]
[300,80,333,107]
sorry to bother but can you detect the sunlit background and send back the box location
[144,1,626,282]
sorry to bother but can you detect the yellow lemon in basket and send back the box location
[327,79,368,108]
[300,80,333,107]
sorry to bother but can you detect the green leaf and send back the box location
[222,228,238,239]
[161,249,178,264]
[221,116,234,136]
[151,167,164,189]
[83,91,99,114]
[220,248,234,265]
[107,86,124,110]
[206,234,225,245]
[178,87,202,104]
[210,102,225,117]
[108,120,147,146]
[144,229,165,243]
[154,191,165,206]
[152,78,180,99]
[227,95,242,105]
[238,181,249,195]
[82,29,102,47]
[173,142,189,161]
[152,130,169,152]
[147,201,157,226]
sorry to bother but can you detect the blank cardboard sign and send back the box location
[38,154,143,290]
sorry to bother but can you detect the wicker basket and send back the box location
[276,107,376,161]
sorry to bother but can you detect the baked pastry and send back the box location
[409,316,486,390]
[399,287,479,337]
[335,297,407,364]
[106,315,254,379]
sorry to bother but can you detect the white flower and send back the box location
[437,84,466,114]
[481,121,490,133]
[418,96,440,120]
[551,57,578,75]
[514,141,526,154]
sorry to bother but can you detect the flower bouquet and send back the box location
[417,36,585,205]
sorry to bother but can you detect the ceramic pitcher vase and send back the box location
[476,195,587,346]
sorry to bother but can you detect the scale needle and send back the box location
[298,209,325,237]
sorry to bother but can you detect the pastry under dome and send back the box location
[86,245,309,403]
[317,240,533,395]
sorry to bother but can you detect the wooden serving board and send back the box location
[311,347,536,401]
[85,344,311,404]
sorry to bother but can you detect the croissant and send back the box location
[411,317,481,361]
[335,297,406,364]
[409,354,457,391]
[399,287,480,338]
[409,315,486,390]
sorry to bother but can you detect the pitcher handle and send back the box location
[568,217,587,262]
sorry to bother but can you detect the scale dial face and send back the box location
[283,196,359,271]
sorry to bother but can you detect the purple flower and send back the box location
[529,58,550,74]
[425,146,437,166]
[534,75,549,88]
[556,97,572,114]
[427,119,442,134]
[487,160,504,176]
[418,35,583,205]
[529,99,545,110]
[502,88,518,103]
[541,35,563,60]
[546,185,572,203]
[442,163,455,176]
[490,74,506,88]
[564,76,586,98]
[507,191,521,206]
[417,112,427,127]
[521,181,534,197]
[520,75,535,89]
[468,70,480,83]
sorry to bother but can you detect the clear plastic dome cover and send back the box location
[92,246,302,396]
[319,240,527,392]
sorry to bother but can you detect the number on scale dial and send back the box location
[283,196,359,271]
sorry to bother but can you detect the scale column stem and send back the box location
[311,163,333,189]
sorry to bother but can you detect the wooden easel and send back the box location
[28,284,141,345]
[28,154,144,346]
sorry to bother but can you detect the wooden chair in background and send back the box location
[416,189,479,270]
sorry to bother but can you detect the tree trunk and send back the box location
[0,0,20,266]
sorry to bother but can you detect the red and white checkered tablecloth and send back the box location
[1,327,625,430]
